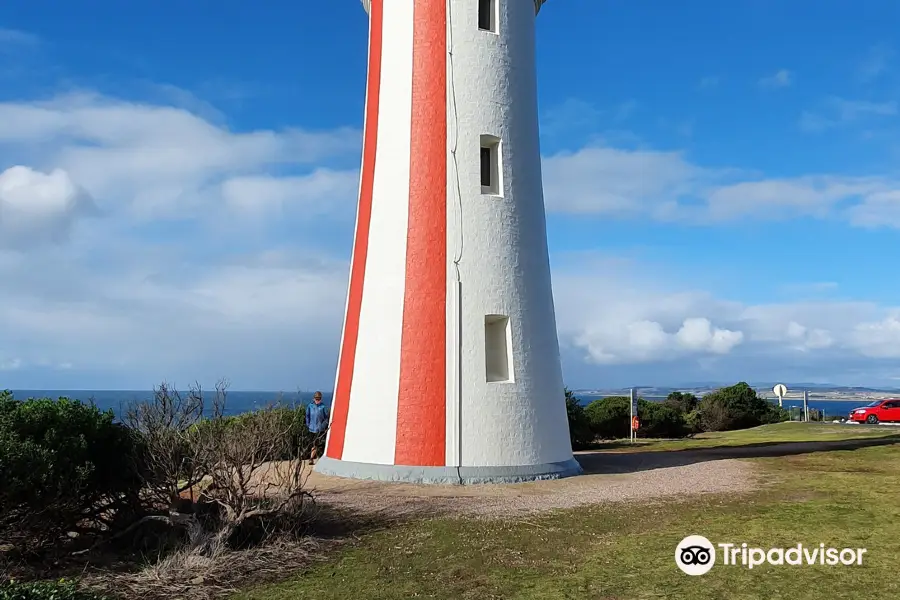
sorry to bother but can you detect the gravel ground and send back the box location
[305,452,759,520]
[232,436,900,521]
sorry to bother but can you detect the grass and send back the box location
[598,421,900,452]
[236,422,900,600]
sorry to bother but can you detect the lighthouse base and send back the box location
[313,456,583,485]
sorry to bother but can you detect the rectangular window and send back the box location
[480,147,491,187]
[485,314,513,383]
[478,0,497,33]
[480,135,501,195]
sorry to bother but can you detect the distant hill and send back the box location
[573,382,900,396]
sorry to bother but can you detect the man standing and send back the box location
[305,391,329,465]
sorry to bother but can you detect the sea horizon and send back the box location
[7,388,869,421]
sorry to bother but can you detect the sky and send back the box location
[1,0,900,391]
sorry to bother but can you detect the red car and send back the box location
[849,399,900,424]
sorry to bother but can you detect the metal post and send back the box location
[803,390,809,422]
[629,388,635,444]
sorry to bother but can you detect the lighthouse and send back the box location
[315,0,581,484]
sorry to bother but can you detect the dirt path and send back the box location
[302,436,900,519]
[304,454,756,519]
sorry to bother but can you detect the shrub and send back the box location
[213,405,312,461]
[663,391,698,414]
[124,381,315,555]
[0,579,106,600]
[685,408,703,435]
[584,395,691,439]
[584,396,630,439]
[124,382,209,511]
[638,402,688,438]
[698,382,789,432]
[0,392,142,555]
[564,388,593,450]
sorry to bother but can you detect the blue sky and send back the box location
[1,0,900,390]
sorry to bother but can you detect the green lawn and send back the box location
[598,421,900,452]
[237,423,900,600]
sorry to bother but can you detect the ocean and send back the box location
[9,389,333,418]
[9,390,869,421]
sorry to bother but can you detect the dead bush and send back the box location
[122,381,210,512]
[194,395,315,548]
[83,535,331,600]
[114,380,315,557]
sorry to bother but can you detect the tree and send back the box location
[638,402,689,438]
[583,396,692,439]
[698,382,787,432]
[564,388,594,450]
[664,391,698,414]
[584,396,631,439]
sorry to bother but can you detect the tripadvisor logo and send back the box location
[675,535,867,575]
[676,535,716,575]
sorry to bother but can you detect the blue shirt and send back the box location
[306,402,329,433]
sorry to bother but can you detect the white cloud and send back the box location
[551,255,900,379]
[0,242,349,388]
[3,88,900,389]
[759,69,792,88]
[704,176,883,221]
[0,91,362,388]
[0,92,361,221]
[540,144,899,225]
[0,165,96,246]
[846,190,900,228]
[220,169,359,218]
[784,321,833,351]
[852,315,900,358]
[676,318,743,354]
[542,145,711,217]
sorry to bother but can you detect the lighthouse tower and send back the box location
[315,0,581,484]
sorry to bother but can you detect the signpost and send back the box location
[773,384,787,408]
[803,389,809,422]
[630,388,639,443]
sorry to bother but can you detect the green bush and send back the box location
[585,396,631,439]
[663,391,698,414]
[685,408,703,435]
[584,396,691,439]
[0,392,142,554]
[698,382,789,432]
[638,402,688,438]
[189,404,312,461]
[0,579,106,600]
[564,389,594,450]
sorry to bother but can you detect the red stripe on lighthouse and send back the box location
[326,0,384,460]
[394,0,448,466]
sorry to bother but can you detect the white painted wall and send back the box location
[341,0,415,465]
[446,0,573,468]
